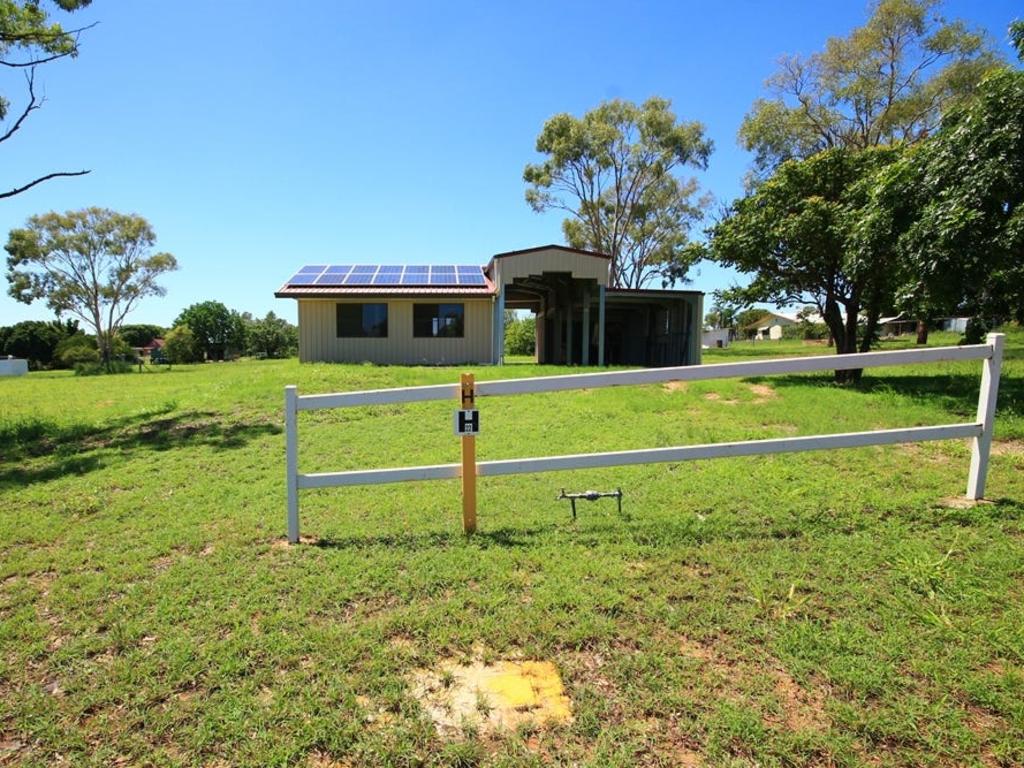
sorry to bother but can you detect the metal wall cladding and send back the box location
[298,298,495,365]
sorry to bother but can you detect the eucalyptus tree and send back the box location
[740,0,999,185]
[524,97,712,288]
[5,208,177,367]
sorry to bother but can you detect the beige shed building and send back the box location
[274,245,703,367]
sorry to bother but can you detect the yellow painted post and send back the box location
[460,373,477,534]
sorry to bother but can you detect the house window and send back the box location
[337,303,388,338]
[413,303,464,338]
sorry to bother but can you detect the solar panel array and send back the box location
[285,265,488,287]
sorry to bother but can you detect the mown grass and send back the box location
[1,327,1022,767]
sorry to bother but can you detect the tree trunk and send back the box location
[916,320,929,345]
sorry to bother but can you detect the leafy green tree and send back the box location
[118,324,164,348]
[503,312,536,356]
[524,97,713,288]
[1,1,93,200]
[740,0,999,184]
[244,311,297,359]
[703,304,737,330]
[163,324,201,364]
[0,318,77,366]
[711,147,902,380]
[174,301,246,360]
[5,208,177,367]
[1011,20,1023,60]
[861,67,1024,337]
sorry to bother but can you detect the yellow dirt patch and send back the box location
[662,381,688,392]
[410,656,572,737]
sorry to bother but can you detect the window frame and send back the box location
[413,303,465,339]
[336,302,389,338]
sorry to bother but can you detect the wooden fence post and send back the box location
[966,333,1004,500]
[285,385,300,542]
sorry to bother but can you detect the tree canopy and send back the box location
[710,147,902,379]
[5,208,177,365]
[0,1,93,200]
[524,97,712,288]
[174,301,246,361]
[739,0,999,184]
[860,66,1024,334]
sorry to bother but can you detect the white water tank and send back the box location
[0,357,28,376]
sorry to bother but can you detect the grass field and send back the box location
[1,328,1022,767]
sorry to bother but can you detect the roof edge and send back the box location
[490,244,612,260]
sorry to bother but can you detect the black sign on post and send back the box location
[453,409,480,435]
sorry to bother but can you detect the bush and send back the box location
[74,360,133,376]
[782,322,830,341]
[59,343,100,367]
[163,325,202,364]
[505,315,536,356]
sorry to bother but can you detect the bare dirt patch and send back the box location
[409,653,573,738]
[678,636,830,733]
[748,383,778,403]
[663,381,688,393]
[704,392,739,405]
[938,497,995,509]
[991,440,1024,458]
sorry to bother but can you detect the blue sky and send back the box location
[1,0,1020,327]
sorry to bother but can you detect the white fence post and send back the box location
[285,385,300,542]
[966,333,1004,500]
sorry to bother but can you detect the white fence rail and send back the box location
[284,333,1004,542]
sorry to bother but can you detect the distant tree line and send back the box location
[1,308,298,371]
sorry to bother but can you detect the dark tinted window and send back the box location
[413,303,464,338]
[336,303,388,338]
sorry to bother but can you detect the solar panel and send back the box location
[344,273,375,285]
[315,272,348,285]
[401,271,431,285]
[286,263,489,288]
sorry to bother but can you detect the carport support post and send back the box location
[966,333,1004,499]
[460,373,478,534]
[581,287,590,366]
[597,285,606,366]
[285,385,300,543]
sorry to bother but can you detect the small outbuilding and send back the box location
[0,356,29,376]
[274,245,703,367]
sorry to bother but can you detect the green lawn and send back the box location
[1,328,1022,767]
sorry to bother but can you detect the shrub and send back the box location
[163,325,202,364]
[59,343,100,367]
[505,315,536,356]
[74,360,133,376]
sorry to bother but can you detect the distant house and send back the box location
[745,312,802,340]
[702,328,731,348]
[274,244,705,367]
[879,314,917,337]
[135,338,165,358]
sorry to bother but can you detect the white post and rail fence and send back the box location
[284,333,1004,543]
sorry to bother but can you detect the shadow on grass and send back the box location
[0,407,281,486]
[313,525,545,551]
[304,496,1024,552]
[766,370,1023,421]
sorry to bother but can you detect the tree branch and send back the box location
[0,170,90,200]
